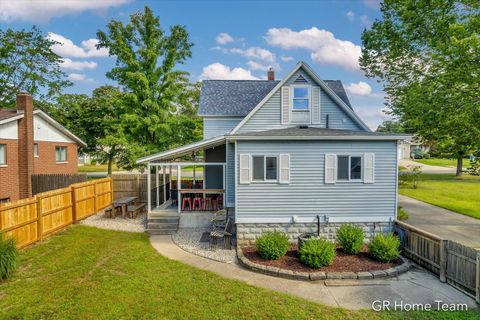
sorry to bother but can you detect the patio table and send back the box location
[113,196,138,218]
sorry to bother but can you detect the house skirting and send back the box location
[236,222,393,246]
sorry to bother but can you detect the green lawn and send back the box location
[78,164,120,173]
[414,158,471,168]
[1,226,477,319]
[399,174,480,219]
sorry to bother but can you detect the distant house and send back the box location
[0,93,86,202]
[137,62,408,244]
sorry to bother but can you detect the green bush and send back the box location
[369,233,400,263]
[336,224,364,254]
[299,239,336,268]
[397,206,409,221]
[0,235,18,280]
[255,231,289,260]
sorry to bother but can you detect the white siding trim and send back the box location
[363,153,375,184]
[325,153,336,184]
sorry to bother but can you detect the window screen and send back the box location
[265,156,277,180]
[252,156,264,180]
[350,156,362,180]
[337,156,349,180]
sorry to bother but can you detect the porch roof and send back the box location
[136,135,226,163]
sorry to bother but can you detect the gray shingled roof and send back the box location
[199,79,352,117]
[229,126,406,138]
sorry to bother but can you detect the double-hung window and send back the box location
[0,144,6,165]
[292,86,309,111]
[252,155,278,182]
[55,146,67,162]
[337,155,362,181]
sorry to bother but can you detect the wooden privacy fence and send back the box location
[111,173,169,205]
[0,177,113,248]
[395,220,480,303]
[32,173,88,195]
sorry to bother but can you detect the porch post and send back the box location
[147,163,151,215]
[156,165,160,207]
[168,165,172,200]
[177,164,181,214]
[163,165,166,204]
[222,164,226,210]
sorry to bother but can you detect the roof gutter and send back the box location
[227,135,411,141]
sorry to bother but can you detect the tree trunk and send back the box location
[456,156,463,176]
[107,157,113,175]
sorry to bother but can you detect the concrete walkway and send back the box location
[399,195,480,248]
[399,159,456,174]
[150,235,476,310]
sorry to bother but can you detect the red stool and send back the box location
[215,196,223,210]
[182,197,192,211]
[203,197,213,211]
[192,196,202,211]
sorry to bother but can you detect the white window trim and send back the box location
[336,154,363,182]
[290,85,311,112]
[251,154,279,183]
[0,144,6,166]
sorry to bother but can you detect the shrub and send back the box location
[399,165,422,189]
[0,235,18,280]
[411,148,424,159]
[369,233,400,263]
[255,231,289,260]
[397,206,409,221]
[337,224,364,254]
[299,239,336,268]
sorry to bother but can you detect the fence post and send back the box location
[71,186,77,223]
[36,195,43,242]
[94,180,98,213]
[439,239,448,282]
[476,252,480,304]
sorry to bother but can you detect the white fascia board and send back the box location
[136,135,226,163]
[33,110,87,147]
[0,114,23,125]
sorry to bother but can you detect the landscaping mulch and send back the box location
[242,245,401,273]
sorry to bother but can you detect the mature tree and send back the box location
[361,0,480,175]
[376,120,405,133]
[0,26,71,106]
[96,6,199,156]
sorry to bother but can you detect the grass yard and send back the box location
[78,164,120,173]
[399,174,480,219]
[1,226,477,320]
[414,158,471,168]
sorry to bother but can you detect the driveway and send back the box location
[150,235,476,310]
[398,195,480,248]
[399,159,456,174]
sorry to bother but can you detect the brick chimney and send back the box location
[16,92,34,199]
[267,67,275,81]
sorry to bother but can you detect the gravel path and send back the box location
[173,228,237,263]
[80,212,146,233]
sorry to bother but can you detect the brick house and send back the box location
[0,93,86,202]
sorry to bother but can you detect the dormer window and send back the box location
[292,86,310,111]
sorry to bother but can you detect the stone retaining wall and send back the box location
[236,222,392,246]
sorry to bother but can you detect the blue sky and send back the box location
[0,0,389,129]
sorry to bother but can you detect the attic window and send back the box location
[292,86,310,111]
[294,75,308,83]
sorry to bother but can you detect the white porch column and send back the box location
[222,164,226,210]
[156,165,160,207]
[147,163,151,215]
[168,165,172,201]
[163,165,166,204]
[177,164,181,214]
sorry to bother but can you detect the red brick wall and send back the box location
[0,139,20,202]
[33,141,78,174]
[17,94,34,198]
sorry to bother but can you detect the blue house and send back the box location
[137,61,407,245]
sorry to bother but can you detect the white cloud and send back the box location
[354,106,389,130]
[47,33,109,58]
[216,33,234,45]
[265,27,362,71]
[346,11,355,21]
[346,81,372,96]
[280,55,294,62]
[360,15,372,28]
[199,63,259,80]
[67,73,93,82]
[230,47,275,63]
[363,0,381,10]
[60,58,97,71]
[246,61,270,72]
[0,0,130,23]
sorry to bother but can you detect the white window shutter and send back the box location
[364,153,375,184]
[279,154,290,184]
[325,154,336,184]
[312,87,320,124]
[281,86,290,124]
[239,154,251,184]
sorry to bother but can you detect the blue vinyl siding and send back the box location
[235,140,397,222]
[236,69,363,133]
[203,117,241,139]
